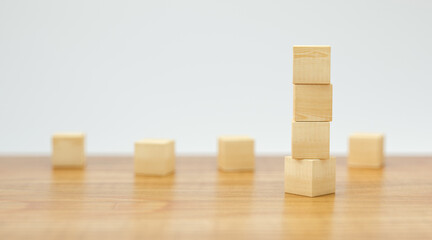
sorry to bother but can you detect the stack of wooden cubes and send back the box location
[284,45,336,197]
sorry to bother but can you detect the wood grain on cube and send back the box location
[284,156,335,197]
[134,139,175,176]
[292,121,330,159]
[349,133,384,168]
[52,133,85,168]
[293,45,331,84]
[218,136,255,171]
[294,84,333,122]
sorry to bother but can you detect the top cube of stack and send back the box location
[293,46,331,85]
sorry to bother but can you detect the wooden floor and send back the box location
[0,156,431,240]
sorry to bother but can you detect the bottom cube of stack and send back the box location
[284,156,335,197]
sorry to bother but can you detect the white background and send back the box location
[1,0,431,155]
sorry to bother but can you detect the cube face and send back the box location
[294,84,332,122]
[292,122,330,159]
[284,156,335,197]
[52,133,86,168]
[134,139,175,176]
[349,134,384,168]
[293,46,331,84]
[218,136,255,171]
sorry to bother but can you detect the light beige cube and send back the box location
[52,133,86,168]
[349,133,385,168]
[292,121,330,159]
[284,156,335,197]
[293,45,331,84]
[294,84,332,122]
[134,139,175,176]
[218,136,255,171]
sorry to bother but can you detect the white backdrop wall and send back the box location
[1,0,431,155]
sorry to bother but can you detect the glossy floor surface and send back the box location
[0,156,431,239]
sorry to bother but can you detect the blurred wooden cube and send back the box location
[349,133,385,168]
[294,84,332,122]
[292,121,330,159]
[134,139,175,176]
[293,45,331,84]
[52,133,86,168]
[284,156,335,197]
[218,136,255,171]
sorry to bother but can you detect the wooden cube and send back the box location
[284,156,335,197]
[134,139,175,176]
[292,121,330,159]
[52,133,86,168]
[293,45,331,84]
[348,133,385,168]
[218,136,255,171]
[294,84,333,122]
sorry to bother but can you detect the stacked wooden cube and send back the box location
[285,45,335,197]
